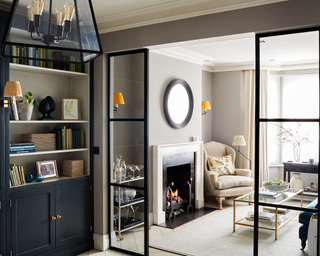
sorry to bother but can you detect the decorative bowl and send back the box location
[263,183,289,192]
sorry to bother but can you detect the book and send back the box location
[259,191,281,198]
[52,129,62,150]
[249,211,276,221]
[54,126,66,149]
[10,148,37,154]
[10,142,35,147]
[10,146,36,151]
[262,207,290,215]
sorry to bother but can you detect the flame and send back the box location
[167,188,178,198]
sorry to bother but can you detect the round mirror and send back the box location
[163,78,194,129]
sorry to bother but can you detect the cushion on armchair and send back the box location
[215,175,254,189]
[207,155,235,176]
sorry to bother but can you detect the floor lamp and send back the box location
[232,135,252,170]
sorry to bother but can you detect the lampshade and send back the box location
[202,101,211,110]
[113,93,125,104]
[232,135,246,146]
[3,81,23,97]
[1,0,103,64]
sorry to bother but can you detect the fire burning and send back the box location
[167,188,178,198]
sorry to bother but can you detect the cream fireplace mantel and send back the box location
[152,141,204,225]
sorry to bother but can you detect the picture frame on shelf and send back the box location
[61,97,81,120]
[310,181,318,190]
[36,160,58,179]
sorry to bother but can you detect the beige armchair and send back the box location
[204,141,254,210]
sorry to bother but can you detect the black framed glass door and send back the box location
[107,49,149,256]
[255,28,320,255]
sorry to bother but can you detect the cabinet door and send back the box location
[55,180,92,248]
[10,187,55,256]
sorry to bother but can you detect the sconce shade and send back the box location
[113,93,125,104]
[202,101,211,110]
[3,81,23,97]
[232,135,246,146]
[1,0,103,64]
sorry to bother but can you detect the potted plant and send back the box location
[263,177,289,192]
[17,92,39,120]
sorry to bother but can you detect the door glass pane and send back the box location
[260,31,319,119]
[110,53,145,119]
[258,30,319,255]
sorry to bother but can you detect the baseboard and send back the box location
[93,233,113,251]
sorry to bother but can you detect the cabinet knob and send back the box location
[57,215,62,219]
[52,216,56,220]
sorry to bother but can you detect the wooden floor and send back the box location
[158,207,216,229]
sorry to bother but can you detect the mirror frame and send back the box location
[163,78,194,129]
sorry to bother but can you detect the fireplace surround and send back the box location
[153,141,204,225]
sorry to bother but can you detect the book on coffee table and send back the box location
[259,191,281,198]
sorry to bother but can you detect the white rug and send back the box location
[150,198,310,256]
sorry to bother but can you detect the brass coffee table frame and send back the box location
[233,188,303,240]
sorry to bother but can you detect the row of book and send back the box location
[258,191,281,199]
[9,164,26,186]
[52,126,86,150]
[11,46,85,73]
[10,142,37,154]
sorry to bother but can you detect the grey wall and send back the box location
[202,70,212,143]
[149,52,202,209]
[211,71,244,168]
[93,0,320,239]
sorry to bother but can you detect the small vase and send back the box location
[25,174,33,183]
[35,173,43,182]
[17,102,34,120]
[290,173,303,189]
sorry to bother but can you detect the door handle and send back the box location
[52,216,56,220]
[57,215,62,219]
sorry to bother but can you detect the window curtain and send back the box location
[243,70,269,187]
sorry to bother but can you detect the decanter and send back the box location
[115,156,122,183]
[121,160,126,181]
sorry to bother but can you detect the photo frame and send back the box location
[61,97,81,120]
[310,181,318,190]
[36,160,58,179]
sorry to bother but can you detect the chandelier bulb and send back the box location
[64,3,75,21]
[32,0,44,15]
[27,4,35,21]
[55,9,65,26]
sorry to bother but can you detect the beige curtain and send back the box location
[243,70,269,187]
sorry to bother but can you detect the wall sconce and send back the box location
[232,135,252,170]
[3,81,23,108]
[113,92,125,111]
[202,101,211,115]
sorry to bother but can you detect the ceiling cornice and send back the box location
[97,0,288,34]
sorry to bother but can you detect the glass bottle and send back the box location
[115,156,122,183]
[121,160,126,181]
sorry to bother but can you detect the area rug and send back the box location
[150,199,309,256]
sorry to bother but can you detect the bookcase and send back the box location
[9,63,91,186]
[0,59,94,255]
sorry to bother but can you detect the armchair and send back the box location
[204,141,254,210]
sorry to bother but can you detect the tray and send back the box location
[114,217,144,230]
[114,192,144,206]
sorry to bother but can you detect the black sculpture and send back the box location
[38,96,56,120]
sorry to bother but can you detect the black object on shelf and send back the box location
[115,193,144,207]
[38,96,55,120]
[114,217,143,231]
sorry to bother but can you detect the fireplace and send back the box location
[163,152,195,219]
[153,142,204,225]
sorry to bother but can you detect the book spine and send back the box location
[10,146,36,150]
[10,142,35,147]
[10,149,37,154]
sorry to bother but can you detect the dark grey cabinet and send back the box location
[10,180,92,256]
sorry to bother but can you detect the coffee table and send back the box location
[233,187,303,240]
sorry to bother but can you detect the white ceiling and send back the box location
[0,0,318,71]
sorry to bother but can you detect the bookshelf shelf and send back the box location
[10,120,89,124]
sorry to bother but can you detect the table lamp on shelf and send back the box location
[232,135,252,170]
[113,92,125,111]
[2,81,23,108]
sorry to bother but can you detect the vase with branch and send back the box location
[274,122,312,163]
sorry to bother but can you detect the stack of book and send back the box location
[9,164,25,186]
[245,211,276,223]
[10,142,37,154]
[259,191,281,199]
[52,126,86,150]
[262,206,290,215]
